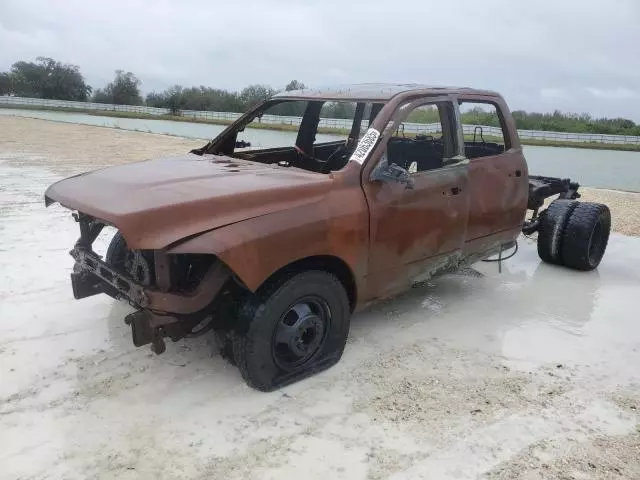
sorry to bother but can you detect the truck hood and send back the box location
[45,154,333,249]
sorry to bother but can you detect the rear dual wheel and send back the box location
[561,202,611,270]
[537,199,578,265]
[537,200,610,270]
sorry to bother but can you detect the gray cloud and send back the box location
[1,0,639,119]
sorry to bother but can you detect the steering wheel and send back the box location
[294,141,351,173]
[327,142,348,162]
[294,145,323,162]
[293,144,328,171]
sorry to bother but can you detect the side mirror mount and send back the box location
[370,161,415,189]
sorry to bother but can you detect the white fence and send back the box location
[2,95,639,145]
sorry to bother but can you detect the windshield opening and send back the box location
[207,99,385,174]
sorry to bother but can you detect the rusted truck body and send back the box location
[45,84,610,390]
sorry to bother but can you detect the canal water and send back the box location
[2,108,639,192]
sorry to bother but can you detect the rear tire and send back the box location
[561,202,611,271]
[233,270,350,392]
[537,199,578,265]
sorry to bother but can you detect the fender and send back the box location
[168,184,370,300]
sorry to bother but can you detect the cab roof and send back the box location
[272,83,500,102]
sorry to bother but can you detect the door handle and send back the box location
[514,169,522,177]
[448,186,461,196]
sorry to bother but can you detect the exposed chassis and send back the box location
[70,214,230,353]
[523,175,581,235]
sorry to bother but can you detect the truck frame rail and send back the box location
[523,175,581,235]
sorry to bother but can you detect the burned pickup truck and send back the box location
[45,84,610,391]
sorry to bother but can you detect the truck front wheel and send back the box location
[233,270,350,391]
[105,231,155,286]
[105,231,128,270]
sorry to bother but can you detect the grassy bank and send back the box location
[2,104,640,152]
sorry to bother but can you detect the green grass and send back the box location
[2,104,639,152]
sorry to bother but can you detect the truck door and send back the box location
[361,98,470,301]
[457,97,529,247]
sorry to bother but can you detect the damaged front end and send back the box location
[70,213,232,354]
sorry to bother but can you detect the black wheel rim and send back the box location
[272,296,331,371]
[588,218,605,265]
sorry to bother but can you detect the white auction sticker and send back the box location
[349,128,380,164]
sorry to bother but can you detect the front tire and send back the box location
[233,270,350,392]
[105,231,128,270]
[105,231,154,286]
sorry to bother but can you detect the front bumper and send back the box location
[68,214,231,353]
[70,246,230,315]
[71,247,148,305]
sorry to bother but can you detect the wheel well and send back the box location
[258,255,357,312]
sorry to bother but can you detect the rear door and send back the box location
[457,96,528,246]
[361,97,471,301]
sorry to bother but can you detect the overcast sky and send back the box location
[2,0,639,120]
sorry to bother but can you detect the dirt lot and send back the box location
[1,116,640,479]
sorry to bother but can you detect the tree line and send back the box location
[2,57,640,136]
[0,57,143,105]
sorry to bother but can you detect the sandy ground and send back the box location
[1,116,640,479]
